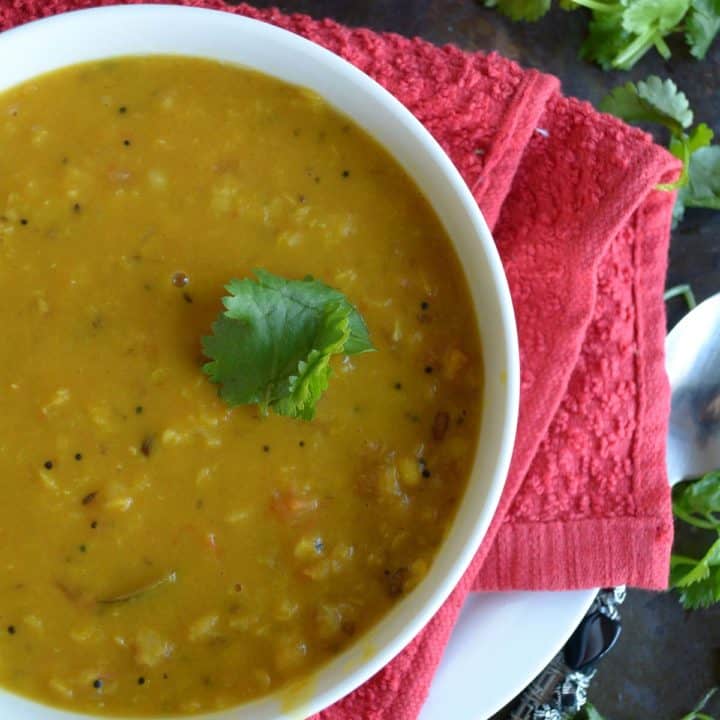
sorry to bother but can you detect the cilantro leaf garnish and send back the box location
[202,270,374,420]
[271,301,351,421]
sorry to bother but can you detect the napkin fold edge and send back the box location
[471,69,559,229]
[477,515,672,590]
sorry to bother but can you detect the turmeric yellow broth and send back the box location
[0,56,482,715]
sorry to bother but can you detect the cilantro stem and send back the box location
[658,138,691,191]
[671,553,701,567]
[664,283,697,310]
[654,34,672,60]
[680,687,718,720]
[567,0,621,12]
[613,29,655,68]
[672,504,718,530]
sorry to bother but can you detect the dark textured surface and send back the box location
[245,1,717,717]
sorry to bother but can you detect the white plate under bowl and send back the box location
[423,589,596,720]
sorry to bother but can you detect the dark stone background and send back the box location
[243,2,719,717]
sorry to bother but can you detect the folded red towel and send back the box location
[0,2,680,718]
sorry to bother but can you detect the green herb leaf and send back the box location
[600,75,719,226]
[622,0,691,35]
[599,80,657,124]
[670,122,714,164]
[688,122,715,153]
[493,0,715,70]
[686,0,720,58]
[675,144,720,223]
[485,0,552,20]
[600,76,693,134]
[637,76,694,130]
[682,145,720,209]
[271,301,351,421]
[672,472,720,609]
[672,537,720,587]
[672,559,720,609]
[581,10,631,69]
[658,122,712,192]
[586,0,692,69]
[673,471,720,529]
[661,136,693,191]
[202,270,374,420]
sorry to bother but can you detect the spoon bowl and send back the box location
[666,292,720,486]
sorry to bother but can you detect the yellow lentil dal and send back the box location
[0,56,482,715]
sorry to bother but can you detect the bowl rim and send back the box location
[0,5,520,719]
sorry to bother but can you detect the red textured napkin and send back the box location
[1,2,680,718]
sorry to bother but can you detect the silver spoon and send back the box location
[666,292,720,486]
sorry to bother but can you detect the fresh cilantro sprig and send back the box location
[202,270,374,420]
[482,0,720,69]
[600,76,720,225]
[578,0,692,69]
[671,471,720,609]
[664,285,720,610]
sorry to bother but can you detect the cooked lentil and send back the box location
[0,55,482,716]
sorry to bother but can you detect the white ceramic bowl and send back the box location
[0,5,519,719]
